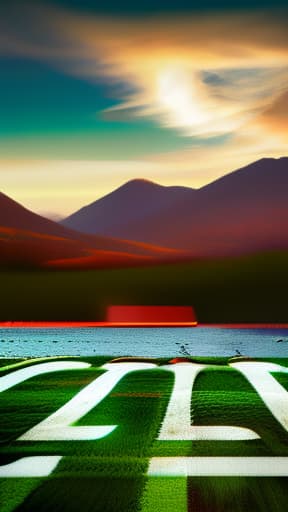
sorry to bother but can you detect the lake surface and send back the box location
[0,327,288,358]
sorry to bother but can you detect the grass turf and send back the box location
[1,356,288,511]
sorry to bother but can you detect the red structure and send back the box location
[106,305,197,327]
[0,306,197,328]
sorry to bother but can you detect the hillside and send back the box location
[62,179,194,236]
[0,192,181,268]
[62,157,288,256]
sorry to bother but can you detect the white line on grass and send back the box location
[148,457,288,477]
[230,362,288,433]
[0,456,62,477]
[158,363,259,440]
[0,361,91,393]
[19,362,157,441]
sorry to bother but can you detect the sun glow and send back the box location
[155,65,260,137]
[156,68,210,132]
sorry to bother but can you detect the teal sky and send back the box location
[0,57,187,159]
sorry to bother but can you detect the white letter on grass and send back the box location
[19,362,156,441]
[0,361,91,393]
[0,360,91,478]
[148,456,288,477]
[0,456,62,478]
[230,362,288,432]
[159,363,259,440]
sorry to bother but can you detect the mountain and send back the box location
[61,157,288,256]
[0,192,182,268]
[62,179,194,236]
[0,191,76,238]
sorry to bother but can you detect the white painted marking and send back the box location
[19,362,156,441]
[159,363,259,440]
[230,362,288,432]
[0,456,62,477]
[148,457,288,477]
[0,361,91,393]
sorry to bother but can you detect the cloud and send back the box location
[256,90,288,137]
[42,10,288,139]
[1,6,288,140]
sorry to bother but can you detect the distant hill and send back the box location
[62,179,194,236]
[0,192,181,268]
[61,157,288,256]
[0,191,77,238]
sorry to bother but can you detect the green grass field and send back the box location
[1,356,288,511]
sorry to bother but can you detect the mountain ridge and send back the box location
[1,156,287,265]
[62,178,195,235]
[0,190,182,268]
[61,156,288,256]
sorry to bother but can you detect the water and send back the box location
[0,327,288,358]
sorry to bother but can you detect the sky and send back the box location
[0,0,287,217]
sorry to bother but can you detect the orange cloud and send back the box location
[1,7,288,139]
[47,9,288,139]
[257,91,288,137]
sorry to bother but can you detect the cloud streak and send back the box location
[1,6,288,139]
[47,9,288,139]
